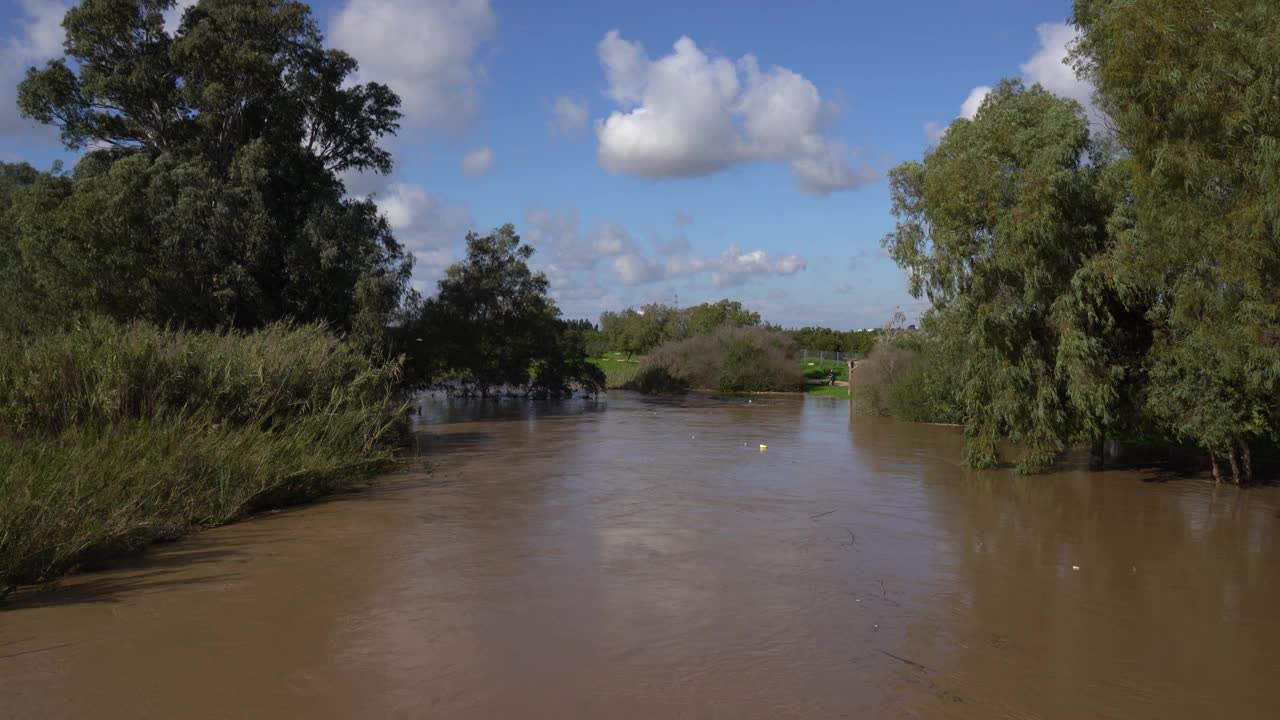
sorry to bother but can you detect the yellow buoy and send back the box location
[759,444,768,451]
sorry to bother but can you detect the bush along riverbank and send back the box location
[622,326,803,394]
[0,319,407,596]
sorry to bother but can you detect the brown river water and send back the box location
[3,393,1280,719]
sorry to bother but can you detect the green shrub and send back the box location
[632,326,801,393]
[850,342,917,416]
[623,364,690,394]
[887,364,935,421]
[854,335,962,423]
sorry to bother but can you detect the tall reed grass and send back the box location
[0,318,406,594]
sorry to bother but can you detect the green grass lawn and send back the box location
[593,352,849,392]
[803,383,849,399]
[801,357,847,380]
[588,356,643,388]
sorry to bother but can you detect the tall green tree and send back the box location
[599,303,682,358]
[883,79,1122,471]
[0,162,54,335]
[399,224,601,397]
[686,299,760,337]
[6,0,408,345]
[1072,0,1280,482]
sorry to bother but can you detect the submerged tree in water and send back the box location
[882,80,1130,472]
[1073,0,1280,483]
[5,0,409,346]
[398,224,603,397]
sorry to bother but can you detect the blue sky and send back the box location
[0,0,1092,329]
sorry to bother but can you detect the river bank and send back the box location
[0,321,406,597]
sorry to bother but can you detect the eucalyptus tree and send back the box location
[7,0,409,345]
[883,80,1125,471]
[1073,0,1280,482]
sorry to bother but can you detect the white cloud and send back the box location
[1021,23,1091,107]
[612,253,665,285]
[377,182,472,251]
[593,31,876,194]
[0,0,69,136]
[960,85,993,120]
[460,146,494,176]
[525,207,598,271]
[703,245,807,287]
[936,23,1098,136]
[664,244,807,288]
[548,95,588,135]
[788,140,878,194]
[524,206,808,291]
[374,182,474,290]
[331,0,496,131]
[591,222,634,256]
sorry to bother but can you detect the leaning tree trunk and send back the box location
[1088,437,1105,471]
[1227,445,1242,485]
[1237,438,1253,485]
[1209,450,1222,483]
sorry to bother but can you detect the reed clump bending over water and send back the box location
[0,318,406,595]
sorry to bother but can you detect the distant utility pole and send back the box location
[674,291,679,310]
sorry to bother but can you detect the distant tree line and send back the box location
[872,0,1280,483]
[786,326,877,357]
[590,299,876,358]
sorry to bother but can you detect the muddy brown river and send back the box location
[3,393,1279,718]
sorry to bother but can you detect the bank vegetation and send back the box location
[863,0,1280,483]
[0,0,600,592]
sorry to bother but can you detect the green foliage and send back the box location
[529,320,606,398]
[883,79,1120,472]
[0,162,54,335]
[0,317,399,438]
[398,225,600,397]
[622,364,690,394]
[887,363,949,424]
[5,0,409,346]
[599,299,763,357]
[803,384,849,399]
[788,326,877,355]
[686,299,760,336]
[850,340,918,418]
[876,5,1280,481]
[802,361,844,380]
[600,303,684,358]
[632,326,802,394]
[1072,0,1280,482]
[0,319,404,593]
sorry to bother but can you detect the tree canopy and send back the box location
[883,79,1122,471]
[398,224,603,397]
[1071,0,1280,482]
[879,1,1280,482]
[3,0,409,345]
